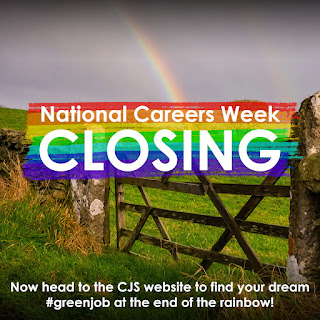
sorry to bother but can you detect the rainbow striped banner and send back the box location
[23,102,298,180]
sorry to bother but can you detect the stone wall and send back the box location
[0,128,69,200]
[0,128,29,175]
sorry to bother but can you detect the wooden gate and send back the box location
[115,167,289,278]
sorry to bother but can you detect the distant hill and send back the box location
[0,106,27,131]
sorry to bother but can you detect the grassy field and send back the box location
[0,109,318,319]
[0,106,27,131]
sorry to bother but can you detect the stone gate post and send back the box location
[70,179,110,244]
[288,92,320,284]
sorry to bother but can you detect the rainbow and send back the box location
[114,4,184,102]
[23,102,298,180]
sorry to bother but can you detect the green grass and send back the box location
[0,106,27,131]
[0,108,318,319]
[2,172,319,319]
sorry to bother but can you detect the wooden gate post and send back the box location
[288,92,320,284]
[70,178,110,244]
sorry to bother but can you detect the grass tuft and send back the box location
[0,159,29,203]
[0,162,104,256]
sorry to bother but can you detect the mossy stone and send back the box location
[298,153,320,193]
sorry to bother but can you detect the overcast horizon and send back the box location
[1,0,320,110]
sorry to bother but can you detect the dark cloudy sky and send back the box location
[1,0,320,109]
